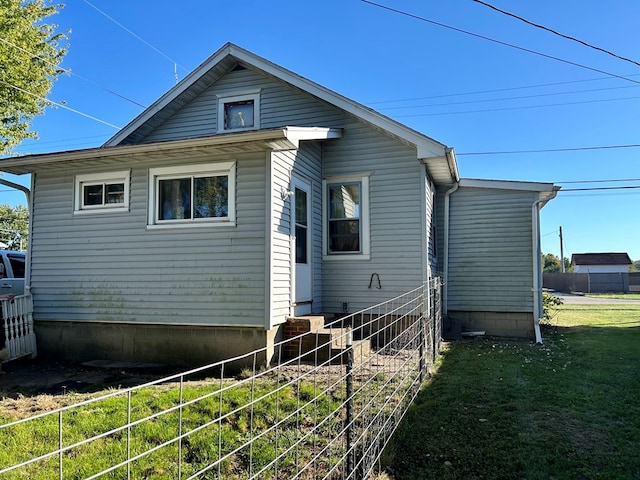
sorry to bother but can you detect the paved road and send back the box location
[550,291,640,305]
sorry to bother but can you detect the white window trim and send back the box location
[147,161,236,228]
[74,170,130,214]
[322,175,370,260]
[217,90,261,133]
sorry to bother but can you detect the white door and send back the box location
[291,177,312,316]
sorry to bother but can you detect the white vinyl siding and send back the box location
[29,152,267,327]
[140,68,344,143]
[321,118,429,313]
[270,143,323,324]
[447,187,536,312]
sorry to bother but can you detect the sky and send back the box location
[2,0,639,261]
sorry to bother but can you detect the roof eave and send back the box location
[0,127,343,174]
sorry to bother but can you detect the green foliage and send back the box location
[541,292,563,325]
[0,203,29,249]
[542,253,561,273]
[630,260,640,273]
[0,0,67,154]
[542,253,572,273]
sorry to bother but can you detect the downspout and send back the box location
[531,190,558,343]
[442,182,459,315]
[0,179,32,293]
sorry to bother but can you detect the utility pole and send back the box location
[559,226,565,273]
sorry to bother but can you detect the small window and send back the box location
[217,91,260,132]
[149,162,236,227]
[323,176,370,259]
[75,171,130,213]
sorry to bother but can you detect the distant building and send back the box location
[571,253,632,273]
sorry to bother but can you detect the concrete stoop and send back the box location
[284,316,370,364]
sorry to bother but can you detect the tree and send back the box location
[0,204,29,250]
[542,253,573,273]
[542,253,562,273]
[630,260,640,273]
[0,0,66,154]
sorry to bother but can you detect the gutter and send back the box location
[531,188,559,343]
[442,181,459,315]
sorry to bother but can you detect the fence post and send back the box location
[345,326,354,479]
[419,287,426,384]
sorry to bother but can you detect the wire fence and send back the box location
[0,279,443,479]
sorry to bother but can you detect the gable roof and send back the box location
[0,43,459,184]
[571,253,632,266]
[105,42,459,184]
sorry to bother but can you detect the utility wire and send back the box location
[395,94,640,118]
[0,79,121,129]
[0,37,147,109]
[361,0,640,85]
[379,84,638,111]
[473,0,640,69]
[556,178,640,184]
[561,185,640,192]
[82,0,188,81]
[369,73,640,105]
[457,144,640,156]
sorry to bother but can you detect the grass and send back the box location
[585,293,640,300]
[0,378,347,479]
[381,304,640,480]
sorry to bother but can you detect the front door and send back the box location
[291,177,312,315]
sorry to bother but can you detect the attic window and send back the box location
[217,91,260,132]
[74,171,130,214]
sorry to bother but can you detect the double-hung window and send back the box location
[323,175,370,258]
[149,162,236,226]
[74,171,130,213]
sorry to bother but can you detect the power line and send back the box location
[0,79,121,129]
[473,0,640,69]
[82,0,188,82]
[368,74,640,105]
[379,84,638,111]
[560,185,640,192]
[361,0,640,85]
[457,144,640,156]
[0,37,147,109]
[556,178,640,184]
[395,93,640,118]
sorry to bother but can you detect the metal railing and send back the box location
[0,279,442,479]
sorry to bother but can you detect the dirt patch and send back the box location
[0,357,182,418]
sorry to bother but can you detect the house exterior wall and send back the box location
[574,264,629,273]
[322,118,433,313]
[269,142,323,325]
[140,67,345,144]
[24,60,440,362]
[30,150,268,328]
[446,186,537,337]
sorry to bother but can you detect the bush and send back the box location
[541,292,563,325]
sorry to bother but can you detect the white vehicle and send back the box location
[0,250,25,296]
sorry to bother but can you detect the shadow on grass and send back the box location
[381,326,640,480]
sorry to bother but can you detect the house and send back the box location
[571,253,633,273]
[0,43,558,366]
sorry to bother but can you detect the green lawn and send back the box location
[585,293,640,300]
[381,304,640,480]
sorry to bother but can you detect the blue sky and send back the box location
[2,0,639,260]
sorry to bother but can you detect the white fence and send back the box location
[0,280,442,479]
[1,294,36,362]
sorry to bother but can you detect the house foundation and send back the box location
[35,321,284,371]
[447,311,535,339]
